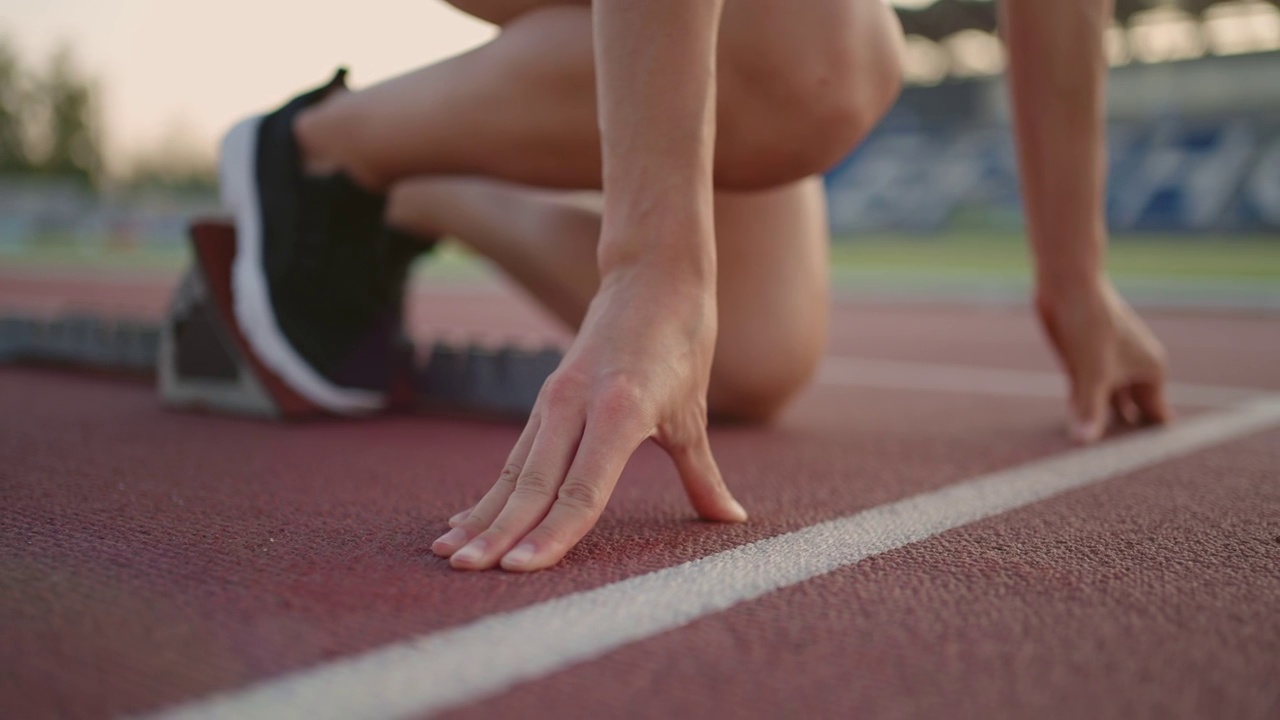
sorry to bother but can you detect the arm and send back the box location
[435,1,746,573]
[1002,0,1171,442]
[1001,0,1110,299]
[594,0,722,280]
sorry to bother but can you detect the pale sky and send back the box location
[0,0,496,171]
[2,0,1273,173]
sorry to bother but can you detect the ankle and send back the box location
[293,97,384,191]
[386,179,455,238]
[293,104,343,176]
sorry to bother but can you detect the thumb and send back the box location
[667,431,748,523]
[1069,373,1110,445]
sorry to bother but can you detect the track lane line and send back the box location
[817,356,1267,408]
[140,396,1280,720]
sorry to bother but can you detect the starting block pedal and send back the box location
[158,264,284,418]
[158,220,316,419]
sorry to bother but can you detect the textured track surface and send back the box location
[456,430,1280,720]
[1,270,1278,719]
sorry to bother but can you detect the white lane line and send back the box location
[817,356,1268,408]
[142,397,1280,720]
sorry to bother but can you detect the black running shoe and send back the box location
[218,69,426,413]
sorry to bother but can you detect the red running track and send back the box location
[1,270,1278,719]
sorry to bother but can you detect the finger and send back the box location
[668,430,747,523]
[1132,377,1173,426]
[1070,375,1110,445]
[432,414,540,557]
[450,413,584,570]
[1110,387,1140,426]
[448,507,473,528]
[499,415,645,572]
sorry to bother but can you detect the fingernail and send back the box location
[451,540,486,566]
[726,498,749,523]
[502,542,537,570]
[432,528,468,552]
[1070,419,1102,445]
[448,511,468,527]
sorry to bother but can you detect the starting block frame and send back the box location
[0,220,561,422]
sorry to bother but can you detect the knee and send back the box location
[718,1,904,190]
[802,13,904,171]
[709,340,825,425]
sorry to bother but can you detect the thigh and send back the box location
[708,177,831,420]
[442,0,901,190]
[444,0,588,26]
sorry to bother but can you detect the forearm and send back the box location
[593,0,724,282]
[1001,0,1112,298]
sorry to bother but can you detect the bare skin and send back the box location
[385,179,832,422]
[296,0,901,191]
[442,0,745,573]
[283,0,1171,572]
[293,0,901,572]
[1002,0,1172,442]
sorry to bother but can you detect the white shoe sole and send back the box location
[218,116,385,414]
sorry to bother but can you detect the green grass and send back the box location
[0,238,491,282]
[828,233,1280,281]
[0,243,191,273]
[4,232,1278,291]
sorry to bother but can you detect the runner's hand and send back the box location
[431,263,747,571]
[1036,279,1173,444]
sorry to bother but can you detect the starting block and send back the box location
[156,219,561,420]
[1,220,561,421]
[417,341,562,418]
[159,262,285,418]
[158,221,317,418]
[0,313,159,375]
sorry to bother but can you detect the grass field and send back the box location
[828,233,1280,280]
[3,231,1278,307]
[0,238,490,281]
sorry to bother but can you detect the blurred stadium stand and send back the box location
[892,0,1278,43]
[0,179,219,252]
[2,0,1278,245]
[826,52,1280,234]
[827,0,1280,234]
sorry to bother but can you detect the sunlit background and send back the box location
[1,0,1278,307]
[0,0,494,172]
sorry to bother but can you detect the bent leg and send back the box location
[296,0,903,191]
[387,177,829,422]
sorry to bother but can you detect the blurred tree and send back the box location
[0,34,32,173]
[125,118,218,195]
[36,47,103,186]
[0,38,105,186]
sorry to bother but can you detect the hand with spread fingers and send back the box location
[426,1,745,572]
[1037,280,1173,445]
[431,263,746,572]
[1004,1,1175,443]
[1039,275,1172,440]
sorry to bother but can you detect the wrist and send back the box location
[598,249,717,307]
[597,211,716,285]
[1028,221,1107,303]
[1034,268,1109,311]
[596,254,718,326]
